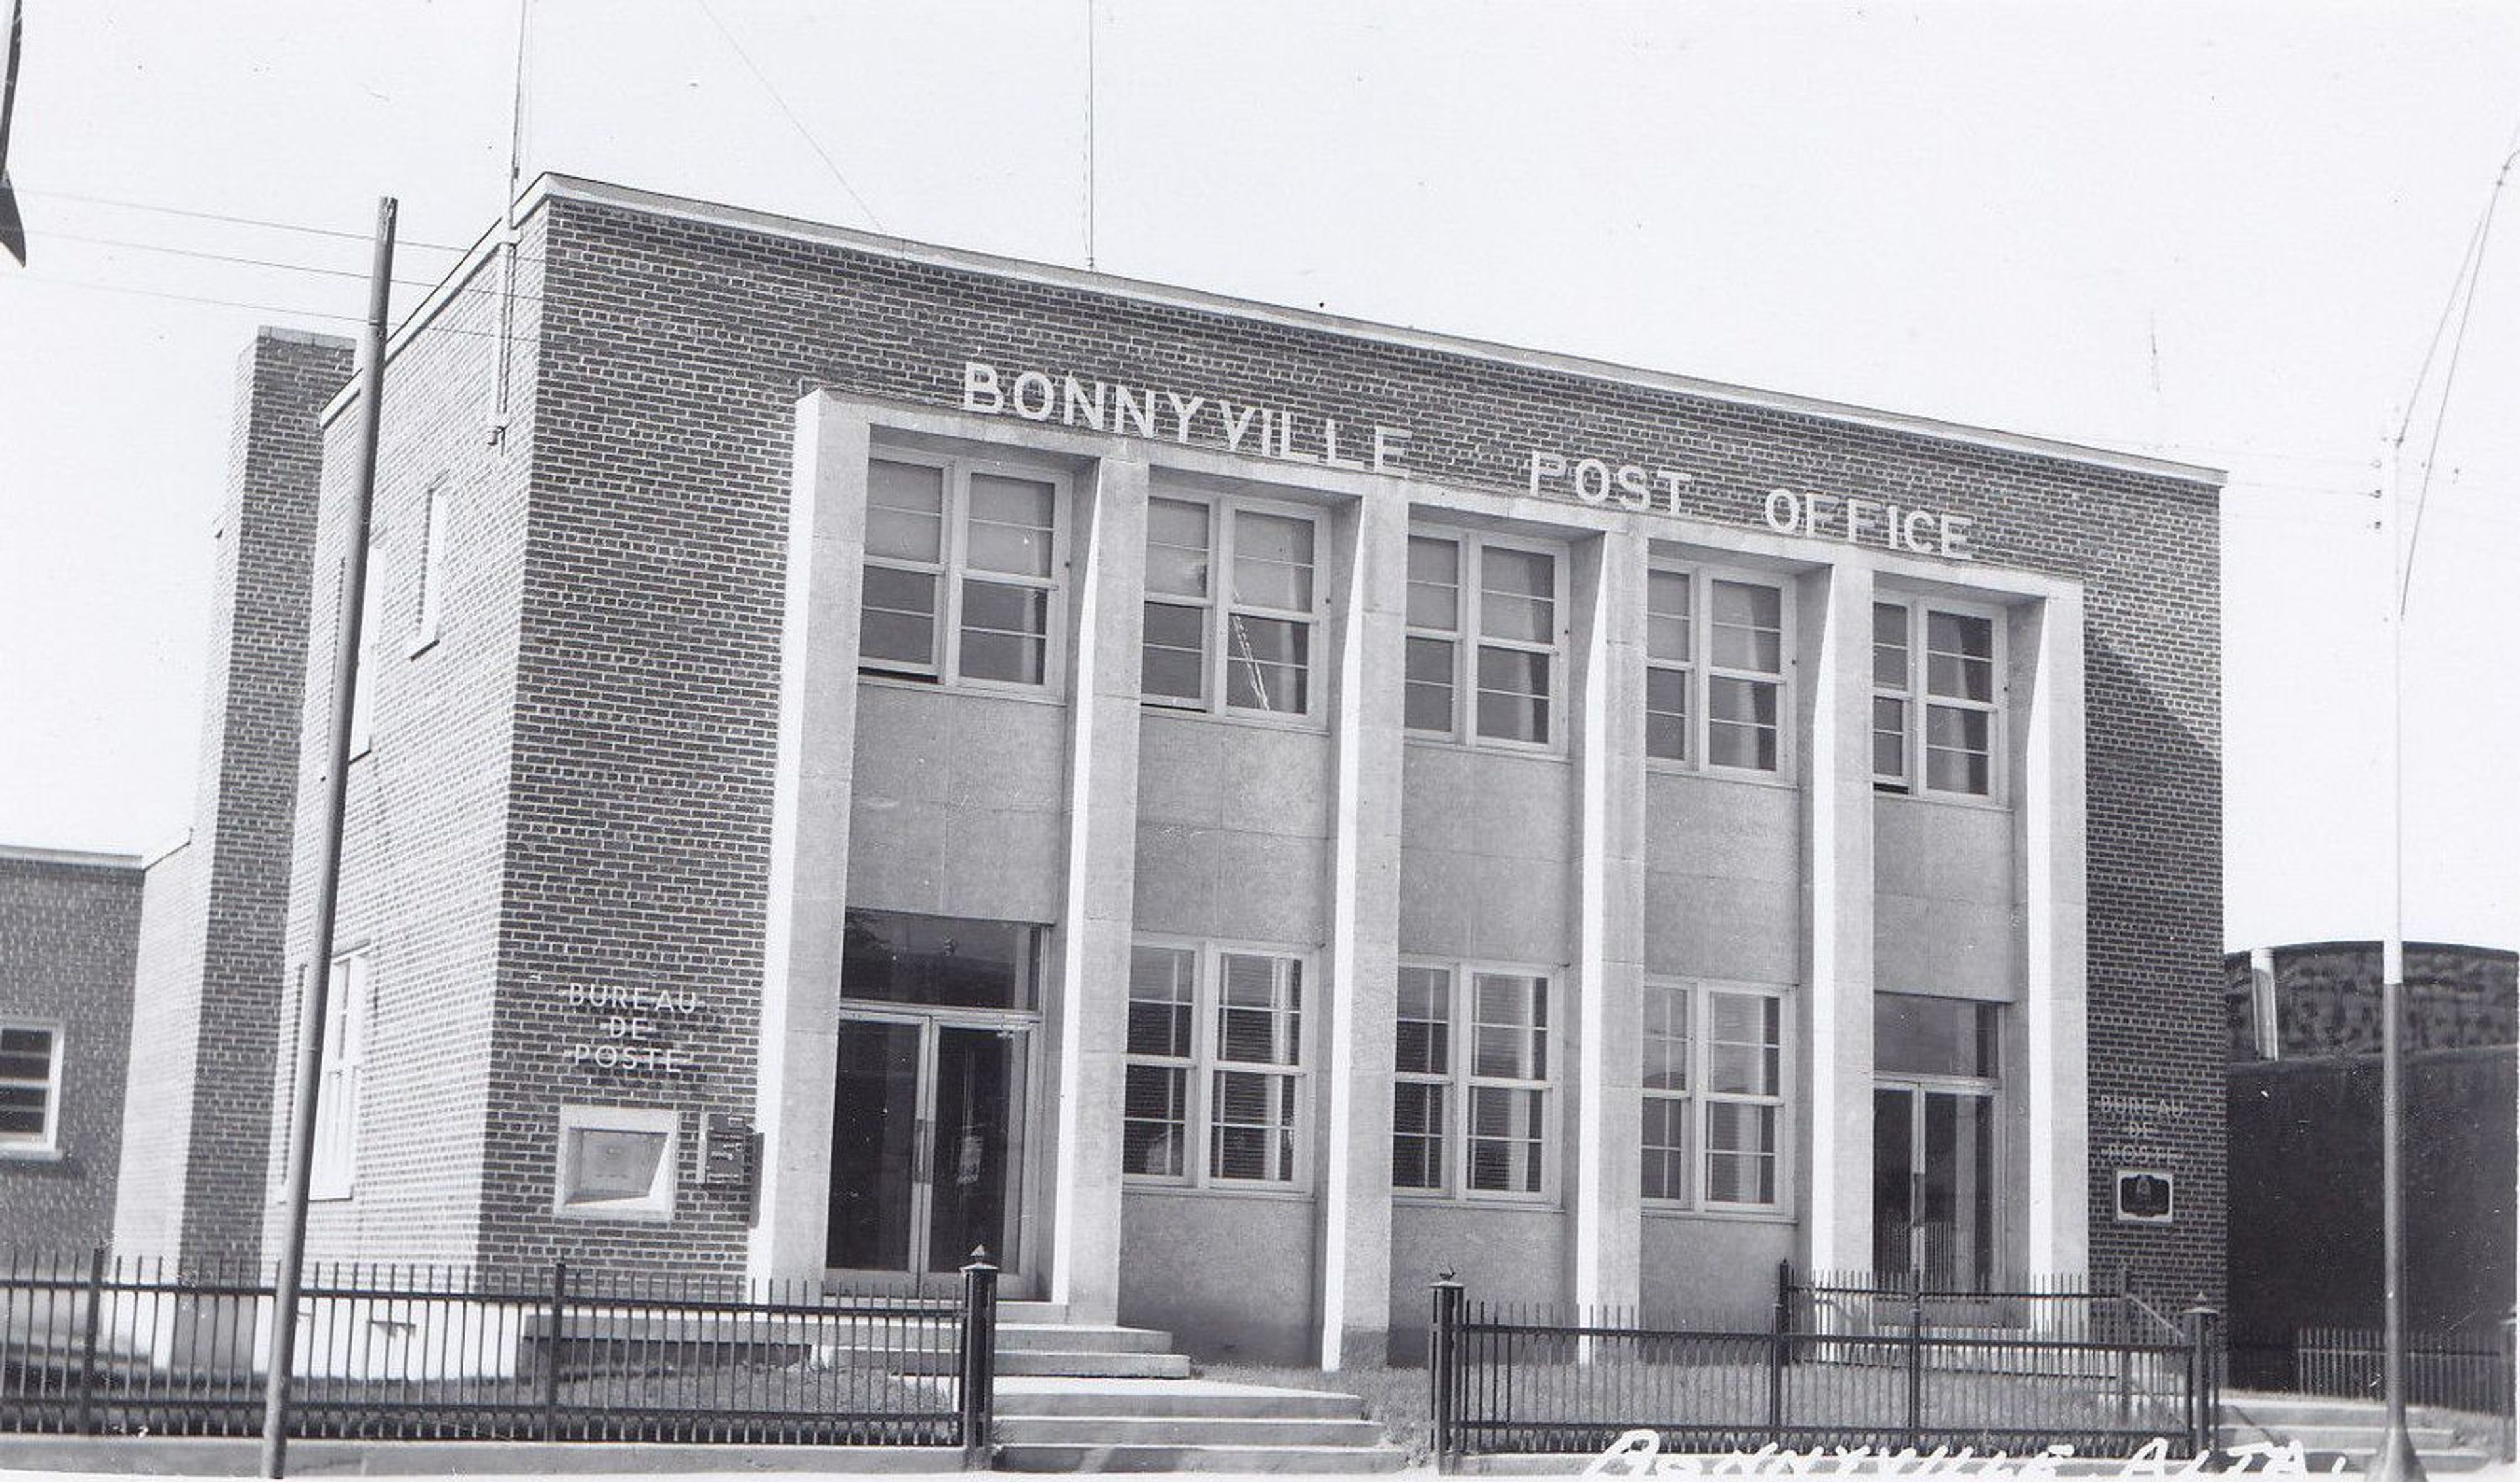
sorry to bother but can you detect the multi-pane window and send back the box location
[1873,601,2001,797]
[1391,963,1553,1199]
[1641,980,1789,1211]
[1124,941,1305,1187]
[345,544,383,757]
[0,1023,62,1153]
[861,455,1064,688]
[1405,534,1563,748]
[1645,567,1788,774]
[1141,496,1321,716]
[309,952,370,1199]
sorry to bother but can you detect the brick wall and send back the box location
[0,848,142,1249]
[427,190,2223,1298]
[115,328,353,1269]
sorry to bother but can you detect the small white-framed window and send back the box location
[860,452,1068,691]
[1872,599,2004,798]
[411,478,449,653]
[1390,962,1556,1202]
[1641,979,1791,1212]
[308,950,370,1200]
[0,1021,64,1155]
[1643,565,1791,776]
[345,544,383,758]
[1140,494,1323,717]
[555,1105,679,1222]
[1124,939,1308,1189]
[1405,532,1566,749]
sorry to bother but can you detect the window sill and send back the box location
[1402,736,1571,765]
[1643,759,1799,792]
[857,672,1070,708]
[1873,788,2011,815]
[1139,702,1330,738]
[0,1145,64,1164]
[1392,1192,1563,1214]
[1642,1203,1797,1226]
[1123,1180,1316,1204]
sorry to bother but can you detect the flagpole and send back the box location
[258,194,396,1482]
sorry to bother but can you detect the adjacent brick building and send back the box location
[138,175,2223,1366]
[0,845,142,1248]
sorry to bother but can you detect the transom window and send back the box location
[0,1023,62,1154]
[860,454,1066,689]
[1641,980,1788,1210]
[1406,533,1564,749]
[1392,963,1555,1200]
[1645,568,1790,774]
[1874,600,2001,797]
[1124,941,1307,1188]
[1141,495,1322,717]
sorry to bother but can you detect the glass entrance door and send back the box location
[1872,1084,1995,1288]
[827,1015,1030,1290]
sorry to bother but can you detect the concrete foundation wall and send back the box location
[1120,1189,1320,1365]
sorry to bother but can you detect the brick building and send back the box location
[125,175,2227,1366]
[0,845,142,1248]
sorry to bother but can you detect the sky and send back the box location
[0,1,2513,954]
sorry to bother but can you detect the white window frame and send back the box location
[1640,977,1794,1216]
[1404,530,1568,752]
[858,449,1073,696]
[345,544,383,759]
[0,1019,65,1157]
[1139,491,1326,722]
[1872,596,2006,801]
[410,477,448,656]
[1122,937,1312,1193]
[307,950,370,1200]
[1390,960,1559,1206]
[1643,562,1794,779]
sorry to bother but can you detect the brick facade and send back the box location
[252,178,2223,1309]
[115,328,354,1268]
[0,847,142,1249]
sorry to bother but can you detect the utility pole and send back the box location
[259,194,396,1481]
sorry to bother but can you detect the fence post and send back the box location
[2181,1304,2219,1461]
[960,1248,999,1470]
[1904,1273,1924,1452]
[2499,1312,2515,1464]
[74,1245,106,1435]
[1430,1271,1465,1470]
[539,1261,567,1443]
[1769,1260,1791,1446]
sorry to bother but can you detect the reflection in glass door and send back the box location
[827,1017,1029,1288]
[1872,1084,1995,1288]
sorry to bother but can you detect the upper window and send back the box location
[1874,994,2000,1079]
[843,909,1039,1011]
[0,1023,62,1154]
[1406,532,1563,749]
[1641,980,1789,1211]
[345,545,383,758]
[309,952,370,1198]
[1874,600,2001,797]
[1125,941,1307,1189]
[1645,567,1790,774]
[860,455,1066,689]
[1392,963,1555,1201]
[1141,495,1322,718]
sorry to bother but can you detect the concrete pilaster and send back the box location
[1045,455,1148,1324]
[750,392,870,1282]
[1570,530,1647,1317]
[2014,593,2088,1281]
[1801,563,1876,1275]
[1315,484,1409,1368]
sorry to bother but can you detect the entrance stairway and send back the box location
[2218,1391,2505,1473]
[952,1301,1411,1472]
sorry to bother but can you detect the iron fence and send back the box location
[1429,1270,2216,1468]
[2229,1321,2517,1426]
[0,1246,994,1452]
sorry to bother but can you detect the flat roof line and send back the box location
[0,843,143,870]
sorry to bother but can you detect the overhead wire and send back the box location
[26,226,543,301]
[13,185,472,253]
[687,0,885,232]
[4,270,499,340]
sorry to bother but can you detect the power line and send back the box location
[15,184,471,253]
[28,226,544,301]
[3,270,497,339]
[688,0,885,233]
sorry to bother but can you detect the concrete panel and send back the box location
[1643,774,1801,885]
[938,700,1069,815]
[1874,795,2020,1002]
[1120,1192,1319,1365]
[1402,747,1572,862]
[1130,822,1220,937]
[1642,870,1801,984]
[937,808,1067,924]
[1387,1202,1568,1358]
[1396,845,1477,958]
[1872,891,1932,996]
[1874,795,2014,906]
[1135,715,1227,828]
[1209,830,1331,945]
[1462,852,1572,964]
[1639,1217,1797,1328]
[1217,729,1336,841]
[1925,897,2021,1002]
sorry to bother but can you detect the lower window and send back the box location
[1641,979,1790,1211]
[1124,941,1307,1188]
[1392,962,1555,1200]
[0,1023,62,1153]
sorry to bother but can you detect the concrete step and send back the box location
[1002,1301,1072,1323]
[996,1414,1389,1447]
[992,1349,1194,1379]
[993,1441,1410,1473]
[990,1377,1368,1420]
[994,1323,1176,1354]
